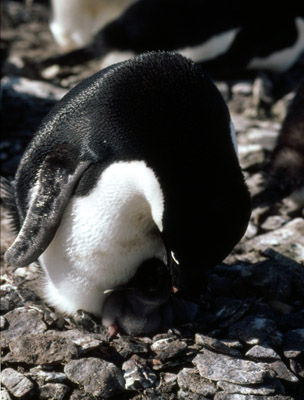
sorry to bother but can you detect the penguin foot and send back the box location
[106,322,120,340]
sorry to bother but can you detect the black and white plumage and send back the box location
[45,0,304,77]
[3,52,251,334]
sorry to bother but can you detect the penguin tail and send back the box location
[0,176,20,234]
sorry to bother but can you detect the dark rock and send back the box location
[3,331,78,365]
[0,368,34,398]
[228,315,277,344]
[289,358,304,378]
[1,306,47,347]
[283,329,304,358]
[213,298,252,328]
[39,383,70,400]
[193,348,269,385]
[64,358,125,398]
[177,367,217,397]
[195,333,242,357]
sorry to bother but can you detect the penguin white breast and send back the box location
[38,160,167,316]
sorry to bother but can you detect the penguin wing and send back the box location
[5,144,90,268]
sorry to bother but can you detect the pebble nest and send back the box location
[1,2,303,400]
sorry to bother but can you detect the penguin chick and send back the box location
[102,259,198,337]
[3,52,250,331]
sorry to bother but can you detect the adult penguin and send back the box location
[2,52,251,334]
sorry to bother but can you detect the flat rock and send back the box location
[195,333,242,358]
[192,348,269,385]
[1,368,34,398]
[64,358,125,398]
[177,367,217,397]
[122,357,157,390]
[3,331,78,365]
[1,306,47,347]
[62,328,104,354]
[228,315,277,344]
[216,380,282,395]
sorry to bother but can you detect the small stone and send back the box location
[26,367,67,385]
[39,383,70,400]
[228,315,277,344]
[0,284,24,313]
[178,389,208,399]
[4,331,78,365]
[1,368,34,398]
[177,367,217,397]
[214,394,294,400]
[159,372,177,391]
[14,263,40,280]
[151,338,187,361]
[244,218,304,264]
[267,300,294,315]
[232,82,252,96]
[0,387,12,400]
[69,389,95,400]
[195,333,242,357]
[283,329,304,358]
[245,343,281,360]
[193,348,268,385]
[0,315,7,330]
[238,144,265,171]
[122,357,157,390]
[1,306,47,347]
[64,358,125,398]
[261,215,289,231]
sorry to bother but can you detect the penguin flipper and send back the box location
[5,144,90,268]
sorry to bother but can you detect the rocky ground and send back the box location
[1,2,304,400]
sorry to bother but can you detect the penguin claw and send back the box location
[106,323,119,340]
